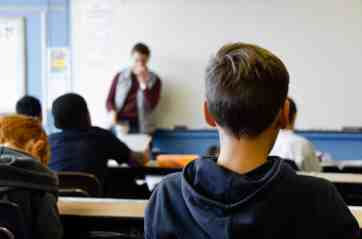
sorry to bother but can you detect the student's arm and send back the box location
[300,141,322,172]
[322,183,360,239]
[33,193,63,239]
[142,77,162,110]
[107,132,146,166]
[106,73,120,112]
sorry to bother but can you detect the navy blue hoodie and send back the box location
[49,127,131,183]
[145,157,359,239]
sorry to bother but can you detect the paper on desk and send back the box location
[107,159,128,168]
[145,175,164,191]
[337,160,362,170]
[117,134,151,152]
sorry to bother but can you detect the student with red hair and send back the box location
[0,115,62,239]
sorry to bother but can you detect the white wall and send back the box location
[71,0,362,130]
[0,17,26,113]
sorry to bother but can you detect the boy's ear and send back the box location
[203,101,217,127]
[278,99,290,129]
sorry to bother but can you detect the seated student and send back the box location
[270,98,321,172]
[49,93,145,182]
[16,95,42,121]
[0,115,62,239]
[145,43,359,238]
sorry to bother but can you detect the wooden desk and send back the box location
[322,160,362,169]
[58,197,146,218]
[59,197,146,237]
[103,166,362,199]
[58,197,362,229]
[322,160,362,173]
[299,172,362,184]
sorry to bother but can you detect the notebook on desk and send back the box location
[117,134,151,152]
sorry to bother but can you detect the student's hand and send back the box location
[131,152,148,167]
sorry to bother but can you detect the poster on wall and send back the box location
[47,47,71,108]
[49,47,68,75]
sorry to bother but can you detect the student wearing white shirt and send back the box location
[270,98,321,172]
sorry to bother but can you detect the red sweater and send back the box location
[106,72,162,121]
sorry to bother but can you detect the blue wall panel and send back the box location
[152,129,362,161]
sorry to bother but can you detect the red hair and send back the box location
[0,114,49,165]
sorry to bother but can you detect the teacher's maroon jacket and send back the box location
[106,71,162,121]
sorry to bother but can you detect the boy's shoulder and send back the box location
[280,171,344,208]
[294,173,336,193]
[281,167,337,194]
[156,172,183,191]
[154,165,337,200]
[150,172,184,201]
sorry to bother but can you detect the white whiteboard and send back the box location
[71,0,362,130]
[0,17,26,114]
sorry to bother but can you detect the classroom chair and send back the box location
[58,172,103,197]
[0,201,26,239]
[0,227,13,239]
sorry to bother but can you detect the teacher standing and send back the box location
[106,43,162,133]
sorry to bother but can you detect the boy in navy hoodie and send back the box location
[145,43,359,238]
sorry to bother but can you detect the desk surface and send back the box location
[108,166,362,185]
[58,197,147,219]
[322,160,362,169]
[299,172,362,184]
[59,197,362,228]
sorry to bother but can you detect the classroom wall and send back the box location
[0,0,70,132]
[72,0,362,130]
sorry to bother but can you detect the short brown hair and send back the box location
[206,43,289,138]
[132,43,151,57]
[0,114,49,165]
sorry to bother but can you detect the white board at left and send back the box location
[0,17,26,114]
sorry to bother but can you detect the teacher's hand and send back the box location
[111,111,118,124]
[134,65,150,86]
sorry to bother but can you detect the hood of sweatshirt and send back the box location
[181,156,294,238]
[0,146,58,193]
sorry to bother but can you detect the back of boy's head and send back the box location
[16,95,42,119]
[206,43,289,138]
[52,93,91,130]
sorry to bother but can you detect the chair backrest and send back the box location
[58,188,90,198]
[0,201,26,239]
[58,172,103,197]
[0,227,14,239]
